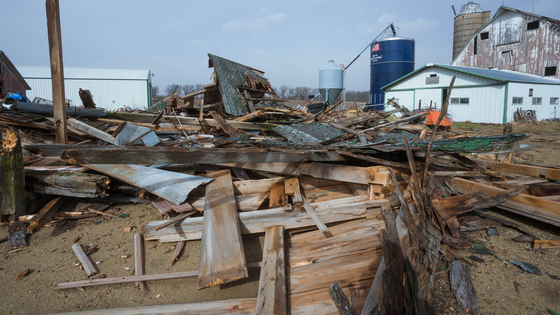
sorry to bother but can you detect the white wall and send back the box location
[24,78,151,111]
[507,82,560,121]
[446,85,505,123]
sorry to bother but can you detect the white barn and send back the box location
[16,66,152,111]
[382,64,560,124]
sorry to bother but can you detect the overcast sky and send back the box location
[2,0,559,92]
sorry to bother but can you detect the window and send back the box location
[480,32,489,40]
[529,89,533,97]
[450,97,469,105]
[551,97,559,105]
[532,97,542,105]
[545,66,557,76]
[426,74,439,84]
[527,20,540,30]
[474,36,478,55]
[512,97,523,104]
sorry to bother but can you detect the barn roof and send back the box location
[383,63,560,90]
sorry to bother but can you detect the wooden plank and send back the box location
[51,146,347,164]
[209,110,240,137]
[288,219,384,315]
[27,197,66,234]
[56,262,262,290]
[1,130,26,219]
[256,226,287,315]
[71,243,98,276]
[134,233,146,291]
[449,261,481,315]
[451,178,560,226]
[269,182,286,208]
[215,163,391,186]
[154,210,197,231]
[46,0,68,144]
[45,298,258,315]
[104,111,276,131]
[67,118,115,144]
[197,170,248,289]
[301,192,331,237]
[474,159,560,181]
[25,170,110,198]
[284,178,298,195]
[144,197,388,243]
[188,194,266,212]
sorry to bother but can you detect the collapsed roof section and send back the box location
[207,54,281,116]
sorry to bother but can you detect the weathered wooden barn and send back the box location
[0,51,31,99]
[451,6,560,79]
[383,63,560,124]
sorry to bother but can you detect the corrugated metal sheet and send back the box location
[85,164,213,205]
[17,66,149,80]
[22,77,150,111]
[507,82,560,121]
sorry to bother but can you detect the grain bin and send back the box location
[370,37,415,110]
[319,60,343,106]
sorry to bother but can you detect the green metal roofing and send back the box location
[382,64,560,91]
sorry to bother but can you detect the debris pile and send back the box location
[1,55,559,314]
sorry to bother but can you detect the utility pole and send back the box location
[46,0,68,144]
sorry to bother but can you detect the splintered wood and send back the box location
[256,226,287,315]
[197,170,248,289]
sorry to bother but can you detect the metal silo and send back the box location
[319,60,344,106]
[370,37,415,110]
[452,2,490,60]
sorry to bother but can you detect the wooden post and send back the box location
[46,0,68,144]
[1,130,26,221]
[134,233,147,290]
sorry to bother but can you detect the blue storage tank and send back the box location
[370,38,415,110]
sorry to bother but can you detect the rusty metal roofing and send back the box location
[208,54,269,116]
[273,123,345,144]
[85,164,213,205]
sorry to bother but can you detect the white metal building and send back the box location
[382,64,560,124]
[16,66,152,111]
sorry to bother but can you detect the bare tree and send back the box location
[195,84,204,92]
[151,85,160,98]
[181,84,195,96]
[278,85,289,99]
[165,84,182,96]
[294,86,311,100]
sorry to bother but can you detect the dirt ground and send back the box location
[1,121,559,314]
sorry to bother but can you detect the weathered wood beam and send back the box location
[24,145,347,164]
[46,0,68,144]
[449,261,481,315]
[214,163,392,186]
[451,177,560,226]
[473,159,560,181]
[144,197,388,243]
[197,170,248,289]
[25,170,110,198]
[56,262,262,290]
[134,233,146,290]
[256,226,287,315]
[104,111,276,131]
[27,197,66,234]
[71,243,98,276]
[1,130,26,219]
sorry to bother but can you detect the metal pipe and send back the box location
[13,101,106,118]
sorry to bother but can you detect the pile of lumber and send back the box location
[2,60,560,315]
